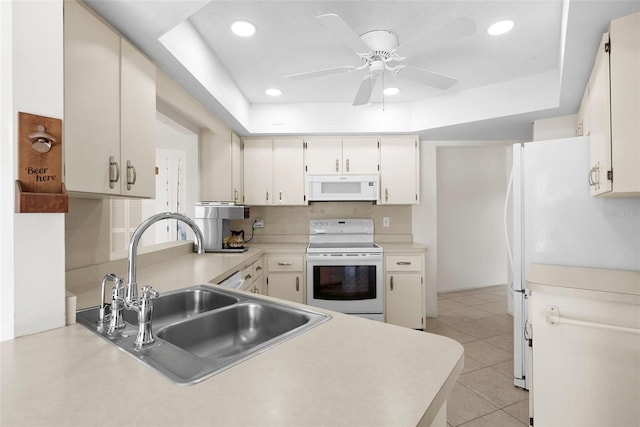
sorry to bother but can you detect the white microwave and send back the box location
[307,175,379,202]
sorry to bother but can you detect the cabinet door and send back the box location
[64,0,120,195]
[199,130,230,201]
[342,137,379,174]
[267,273,304,303]
[120,39,156,198]
[588,33,613,196]
[379,137,419,204]
[273,139,306,205]
[231,132,244,204]
[305,137,343,174]
[386,273,423,329]
[243,139,273,205]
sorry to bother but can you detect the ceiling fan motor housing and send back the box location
[360,30,399,59]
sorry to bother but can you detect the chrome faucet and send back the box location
[105,212,205,346]
[126,212,205,301]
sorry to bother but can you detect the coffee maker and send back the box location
[194,202,250,252]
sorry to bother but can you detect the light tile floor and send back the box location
[426,285,529,427]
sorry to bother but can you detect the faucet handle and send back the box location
[140,285,159,300]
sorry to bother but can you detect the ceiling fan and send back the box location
[284,14,477,106]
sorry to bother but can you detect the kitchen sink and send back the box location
[157,302,314,359]
[121,287,239,329]
[76,285,330,385]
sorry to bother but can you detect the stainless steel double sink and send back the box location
[76,285,331,386]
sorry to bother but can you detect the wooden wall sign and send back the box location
[16,112,68,213]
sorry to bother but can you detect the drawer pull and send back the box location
[244,274,252,280]
[296,277,299,292]
[396,261,412,266]
[255,266,262,271]
[277,262,292,266]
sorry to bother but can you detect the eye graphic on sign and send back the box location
[28,125,56,154]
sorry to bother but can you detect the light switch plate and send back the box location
[383,217,390,227]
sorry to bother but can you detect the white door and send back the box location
[273,139,305,205]
[243,139,273,205]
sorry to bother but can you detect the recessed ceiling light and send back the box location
[487,20,514,36]
[231,21,256,37]
[265,88,282,97]
[383,87,400,96]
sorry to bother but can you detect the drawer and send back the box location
[385,255,422,272]
[253,258,264,278]
[241,264,255,284]
[268,256,304,272]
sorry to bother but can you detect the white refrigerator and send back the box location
[510,136,640,390]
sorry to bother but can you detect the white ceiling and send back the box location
[85,0,640,140]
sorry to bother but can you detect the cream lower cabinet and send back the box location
[239,257,264,294]
[266,255,304,304]
[64,0,156,198]
[243,138,305,205]
[379,136,419,204]
[385,254,425,329]
[588,13,640,197]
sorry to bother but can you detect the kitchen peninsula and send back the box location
[1,243,462,427]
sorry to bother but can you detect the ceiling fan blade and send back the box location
[400,66,457,90]
[353,75,378,106]
[284,65,356,81]
[395,17,476,58]
[316,13,371,54]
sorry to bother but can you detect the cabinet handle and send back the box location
[255,266,262,271]
[234,189,239,201]
[385,188,389,202]
[589,163,600,190]
[109,156,120,189]
[277,262,292,266]
[390,276,394,291]
[279,191,282,202]
[266,191,269,201]
[296,276,299,292]
[346,158,350,172]
[335,159,339,172]
[396,261,411,266]
[126,161,137,190]
[244,274,252,280]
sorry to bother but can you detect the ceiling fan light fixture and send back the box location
[231,20,257,37]
[383,87,400,96]
[487,20,514,36]
[265,88,282,97]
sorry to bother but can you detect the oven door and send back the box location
[306,253,383,315]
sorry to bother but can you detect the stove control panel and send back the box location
[309,219,374,235]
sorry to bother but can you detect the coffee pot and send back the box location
[227,229,245,248]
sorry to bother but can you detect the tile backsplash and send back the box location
[231,202,412,243]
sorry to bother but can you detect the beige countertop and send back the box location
[527,263,640,305]
[1,291,463,426]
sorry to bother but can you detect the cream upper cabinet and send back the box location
[576,85,590,137]
[243,138,273,205]
[64,0,156,198]
[64,0,120,195]
[231,132,244,204]
[243,138,305,206]
[200,131,243,203]
[120,39,156,198]
[305,137,378,174]
[379,136,419,204]
[588,12,640,197]
[273,139,305,205]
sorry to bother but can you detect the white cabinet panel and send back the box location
[304,137,342,174]
[341,137,379,174]
[379,137,419,204]
[273,139,305,205]
[243,139,273,205]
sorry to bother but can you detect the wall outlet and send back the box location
[383,217,390,227]
[253,218,264,228]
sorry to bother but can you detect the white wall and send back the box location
[1,0,66,340]
[413,141,515,316]
[436,145,509,292]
